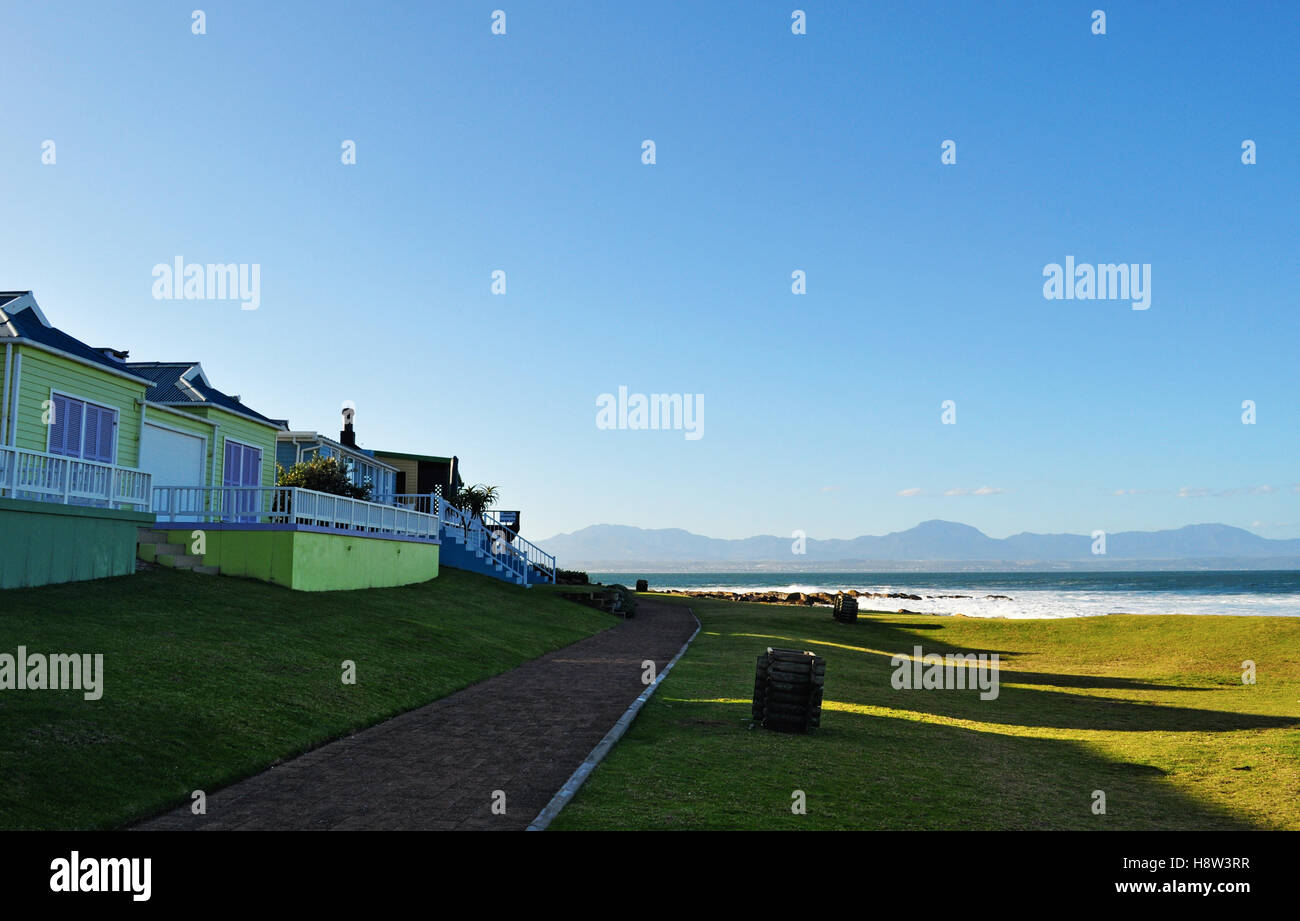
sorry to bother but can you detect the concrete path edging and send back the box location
[526,606,701,831]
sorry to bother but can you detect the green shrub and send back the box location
[276,455,372,500]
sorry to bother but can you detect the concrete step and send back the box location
[137,542,187,563]
[157,553,203,570]
[137,528,173,544]
[193,565,220,576]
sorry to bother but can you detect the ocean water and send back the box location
[588,571,1300,619]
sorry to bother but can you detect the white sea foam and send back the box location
[646,583,1300,618]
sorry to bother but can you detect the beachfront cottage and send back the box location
[0,292,155,587]
[1,290,441,592]
[126,361,282,497]
[144,398,439,591]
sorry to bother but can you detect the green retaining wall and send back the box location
[154,527,439,591]
[0,497,154,589]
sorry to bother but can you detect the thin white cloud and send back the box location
[972,486,1006,496]
[944,488,968,496]
[898,487,923,497]
[1179,484,1281,498]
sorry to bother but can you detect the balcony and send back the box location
[153,485,439,542]
[0,445,152,511]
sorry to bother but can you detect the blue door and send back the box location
[222,440,262,522]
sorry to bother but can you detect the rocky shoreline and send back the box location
[663,588,1014,616]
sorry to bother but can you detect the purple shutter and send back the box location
[81,405,98,457]
[223,441,240,487]
[48,394,69,455]
[242,446,261,487]
[59,399,84,457]
[95,409,116,463]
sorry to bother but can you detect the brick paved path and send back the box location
[135,599,697,831]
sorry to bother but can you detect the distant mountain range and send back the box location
[535,520,1300,571]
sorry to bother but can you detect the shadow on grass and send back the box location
[561,595,1296,829]
[637,695,1258,830]
[729,626,1296,733]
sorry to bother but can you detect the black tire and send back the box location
[768,675,812,686]
[768,663,818,678]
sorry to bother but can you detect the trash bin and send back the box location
[752,647,825,733]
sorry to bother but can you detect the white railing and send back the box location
[483,510,556,584]
[153,485,438,541]
[373,493,556,585]
[467,514,530,583]
[0,445,152,511]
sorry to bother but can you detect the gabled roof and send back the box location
[277,429,399,471]
[0,291,154,384]
[126,361,282,430]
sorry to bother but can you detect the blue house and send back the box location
[275,408,397,499]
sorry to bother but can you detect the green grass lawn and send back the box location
[0,567,615,830]
[553,595,1300,830]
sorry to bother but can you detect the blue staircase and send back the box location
[439,524,530,586]
[374,493,557,588]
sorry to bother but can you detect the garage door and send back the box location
[139,423,206,489]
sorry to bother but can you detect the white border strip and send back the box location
[526,606,701,831]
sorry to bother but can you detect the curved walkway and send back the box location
[134,598,698,831]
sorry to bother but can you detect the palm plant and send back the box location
[452,484,500,520]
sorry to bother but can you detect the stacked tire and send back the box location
[833,593,859,624]
[751,647,825,733]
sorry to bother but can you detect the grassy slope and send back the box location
[554,595,1300,830]
[0,567,614,830]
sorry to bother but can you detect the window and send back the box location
[223,440,262,488]
[48,393,117,463]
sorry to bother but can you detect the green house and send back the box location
[127,362,281,497]
[1,292,156,587]
[0,292,283,589]
[3,291,439,593]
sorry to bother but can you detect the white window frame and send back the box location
[222,436,265,488]
[46,388,120,464]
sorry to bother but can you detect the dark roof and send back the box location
[372,449,455,464]
[2,303,146,380]
[126,362,281,428]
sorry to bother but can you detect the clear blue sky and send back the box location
[3,1,1298,541]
